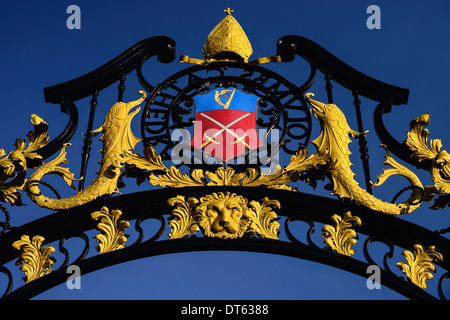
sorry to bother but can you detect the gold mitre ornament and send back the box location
[202,8,252,62]
[180,8,280,66]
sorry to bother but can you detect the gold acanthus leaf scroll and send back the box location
[322,211,361,256]
[91,206,130,254]
[396,244,443,289]
[131,143,328,191]
[404,113,450,209]
[12,234,56,283]
[246,197,281,240]
[168,192,280,240]
[167,196,200,239]
[0,115,49,205]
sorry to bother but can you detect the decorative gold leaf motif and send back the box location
[91,206,130,254]
[143,144,326,191]
[322,211,361,256]
[0,115,49,205]
[396,244,444,289]
[405,114,440,162]
[149,167,206,188]
[167,196,200,239]
[125,143,167,173]
[12,235,56,283]
[206,167,245,186]
[167,192,280,240]
[404,113,450,209]
[247,197,281,239]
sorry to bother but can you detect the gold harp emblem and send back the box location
[214,88,236,109]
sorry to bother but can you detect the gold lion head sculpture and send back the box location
[193,192,253,239]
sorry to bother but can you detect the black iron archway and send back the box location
[0,28,448,300]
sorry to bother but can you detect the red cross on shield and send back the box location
[190,88,262,161]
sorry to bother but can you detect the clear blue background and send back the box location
[0,0,449,300]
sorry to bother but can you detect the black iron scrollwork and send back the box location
[284,215,319,249]
[132,216,166,246]
[0,205,12,235]
[438,272,449,300]
[141,62,312,168]
[363,235,396,275]
[58,232,90,269]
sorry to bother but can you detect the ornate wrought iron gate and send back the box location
[0,10,448,300]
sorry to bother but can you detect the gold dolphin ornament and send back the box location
[27,91,147,210]
[305,92,424,215]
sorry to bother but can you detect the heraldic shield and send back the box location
[190,88,263,161]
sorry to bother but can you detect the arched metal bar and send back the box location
[438,272,449,300]
[276,35,409,105]
[43,36,176,104]
[0,265,13,299]
[0,187,448,271]
[27,36,176,190]
[0,186,447,300]
[30,37,175,164]
[3,237,437,300]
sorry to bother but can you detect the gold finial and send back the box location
[224,7,234,15]
[179,10,281,66]
[202,9,253,63]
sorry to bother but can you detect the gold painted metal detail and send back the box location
[167,196,200,239]
[91,206,130,254]
[179,9,280,66]
[245,196,281,240]
[0,115,49,205]
[142,145,327,191]
[305,93,424,215]
[322,211,361,256]
[17,90,436,218]
[168,192,280,239]
[404,113,450,210]
[131,93,430,216]
[214,88,236,109]
[12,235,56,283]
[396,244,444,289]
[202,8,253,63]
[27,91,147,210]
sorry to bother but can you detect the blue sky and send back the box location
[0,1,449,300]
